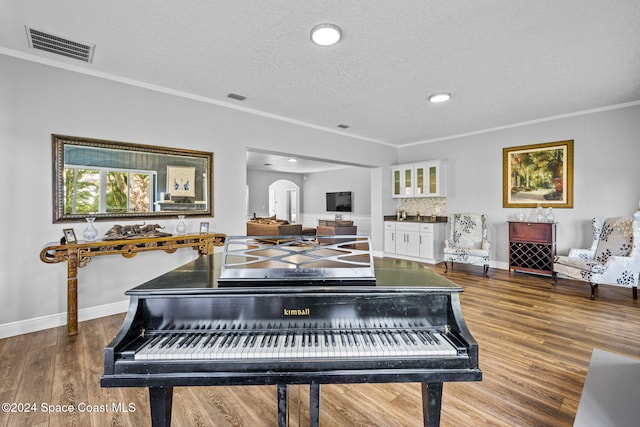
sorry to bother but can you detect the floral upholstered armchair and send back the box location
[443,213,490,277]
[553,212,640,300]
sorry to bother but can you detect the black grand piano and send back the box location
[101,236,481,426]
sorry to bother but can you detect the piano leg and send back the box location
[421,382,443,427]
[309,383,320,427]
[149,386,173,427]
[277,384,288,427]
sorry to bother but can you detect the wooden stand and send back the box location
[40,233,226,335]
[508,221,556,276]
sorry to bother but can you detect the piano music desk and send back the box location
[39,232,226,336]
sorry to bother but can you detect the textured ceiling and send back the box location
[1,0,640,147]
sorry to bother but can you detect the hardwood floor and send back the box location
[1,263,638,426]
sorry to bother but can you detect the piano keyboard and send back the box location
[134,318,458,361]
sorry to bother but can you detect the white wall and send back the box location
[246,170,303,219]
[396,104,640,268]
[301,166,373,234]
[4,50,637,338]
[0,54,396,337]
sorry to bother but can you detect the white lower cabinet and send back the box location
[384,221,445,264]
[395,223,420,257]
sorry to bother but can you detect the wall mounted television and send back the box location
[326,191,353,212]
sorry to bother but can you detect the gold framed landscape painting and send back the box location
[503,140,574,208]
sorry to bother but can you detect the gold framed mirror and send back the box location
[52,134,213,223]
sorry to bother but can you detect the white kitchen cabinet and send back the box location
[392,160,446,198]
[418,223,446,262]
[391,165,415,198]
[384,222,397,253]
[395,222,420,257]
[384,221,446,264]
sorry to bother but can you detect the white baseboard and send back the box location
[381,253,509,271]
[0,299,129,339]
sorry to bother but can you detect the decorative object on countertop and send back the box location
[553,213,640,300]
[176,215,187,235]
[104,223,171,240]
[546,207,554,222]
[536,204,545,222]
[444,213,490,277]
[82,217,98,241]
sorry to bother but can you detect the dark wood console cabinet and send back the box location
[508,221,556,276]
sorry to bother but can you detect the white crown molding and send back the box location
[0,48,392,147]
[401,100,640,147]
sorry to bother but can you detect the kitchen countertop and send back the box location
[383,215,448,223]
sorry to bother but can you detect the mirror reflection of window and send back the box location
[53,135,213,222]
[64,167,154,214]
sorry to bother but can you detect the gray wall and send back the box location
[246,169,304,218]
[2,50,639,337]
[302,167,372,216]
[395,104,640,268]
[0,54,395,337]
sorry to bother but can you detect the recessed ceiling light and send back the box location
[337,124,350,129]
[288,158,298,163]
[429,93,451,103]
[310,23,342,46]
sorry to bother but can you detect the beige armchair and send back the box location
[553,213,640,300]
[443,213,490,277]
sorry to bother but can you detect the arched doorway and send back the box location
[269,179,300,223]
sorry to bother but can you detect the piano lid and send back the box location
[218,235,375,284]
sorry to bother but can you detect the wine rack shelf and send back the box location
[508,221,556,276]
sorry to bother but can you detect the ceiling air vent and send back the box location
[26,26,95,63]
[227,93,247,101]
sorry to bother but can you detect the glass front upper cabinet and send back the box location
[392,165,415,197]
[392,160,446,198]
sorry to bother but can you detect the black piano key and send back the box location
[362,331,371,346]
[230,334,242,347]
[249,332,258,347]
[378,332,389,346]
[176,334,191,348]
[219,333,232,347]
[260,323,271,347]
[414,330,430,345]
[387,331,399,346]
[428,331,441,344]
[399,331,411,345]
[200,334,214,348]
[189,334,203,348]
[346,331,354,346]
[241,333,252,347]
[368,331,378,346]
[163,334,180,348]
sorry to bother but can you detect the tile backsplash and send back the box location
[397,197,446,216]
